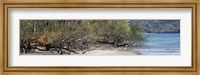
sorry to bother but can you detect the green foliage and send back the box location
[20,20,35,44]
[129,25,144,40]
[129,20,180,33]
[20,20,144,49]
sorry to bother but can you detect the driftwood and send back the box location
[61,48,79,54]
[82,46,96,54]
[20,43,80,55]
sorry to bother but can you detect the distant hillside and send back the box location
[129,20,180,33]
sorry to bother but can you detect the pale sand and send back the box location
[80,44,138,55]
[81,49,136,55]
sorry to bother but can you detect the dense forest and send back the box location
[129,20,180,33]
[20,20,144,55]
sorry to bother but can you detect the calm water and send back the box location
[131,33,180,55]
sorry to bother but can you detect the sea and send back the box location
[131,33,180,55]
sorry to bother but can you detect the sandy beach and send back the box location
[81,44,138,55]
[20,44,140,55]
